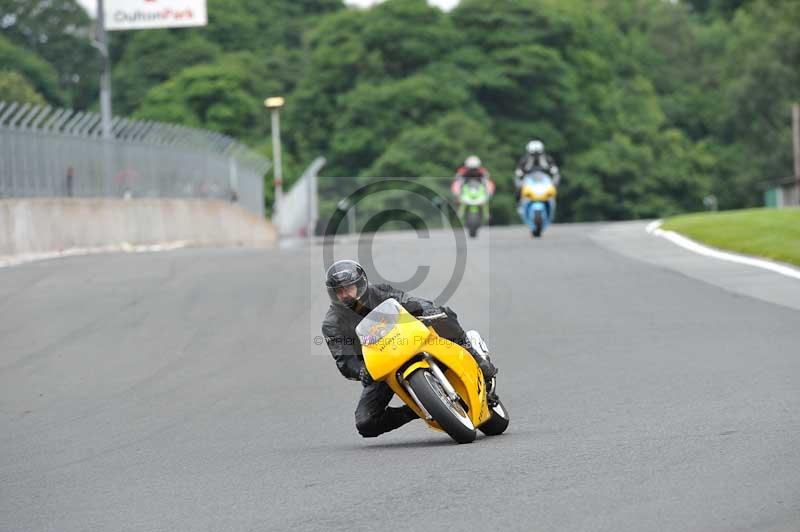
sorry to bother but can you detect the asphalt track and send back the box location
[1,223,798,532]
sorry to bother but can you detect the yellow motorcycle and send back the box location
[356,298,509,443]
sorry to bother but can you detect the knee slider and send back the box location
[355,418,382,438]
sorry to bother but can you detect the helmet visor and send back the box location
[327,277,368,307]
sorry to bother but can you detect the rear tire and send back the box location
[408,369,476,444]
[479,398,510,436]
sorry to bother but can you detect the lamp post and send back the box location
[793,103,799,190]
[93,0,113,196]
[94,0,113,140]
[265,96,285,219]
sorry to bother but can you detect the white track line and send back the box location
[0,241,190,269]
[646,220,800,281]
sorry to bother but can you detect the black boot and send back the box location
[465,342,497,381]
[485,377,499,407]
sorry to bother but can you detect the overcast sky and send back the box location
[76,0,459,18]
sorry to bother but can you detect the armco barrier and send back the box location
[0,198,276,258]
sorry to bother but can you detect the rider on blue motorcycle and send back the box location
[514,140,560,201]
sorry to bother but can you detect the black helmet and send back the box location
[325,259,368,308]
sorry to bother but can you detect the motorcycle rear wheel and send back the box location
[479,398,510,436]
[408,369,477,444]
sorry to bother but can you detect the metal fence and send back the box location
[765,177,800,207]
[0,101,270,216]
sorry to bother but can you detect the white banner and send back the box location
[105,0,207,31]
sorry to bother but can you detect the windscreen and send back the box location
[526,170,551,183]
[356,298,402,345]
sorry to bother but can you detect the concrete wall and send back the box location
[0,198,276,257]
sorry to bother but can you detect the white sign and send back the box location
[105,0,207,31]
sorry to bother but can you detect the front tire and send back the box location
[533,210,543,237]
[466,210,480,238]
[408,369,476,444]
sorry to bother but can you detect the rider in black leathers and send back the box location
[514,139,561,202]
[321,260,497,438]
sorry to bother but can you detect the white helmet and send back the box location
[464,155,481,169]
[526,140,544,155]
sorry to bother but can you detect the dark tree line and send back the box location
[1,0,796,222]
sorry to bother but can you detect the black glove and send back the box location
[418,304,449,320]
[359,366,374,387]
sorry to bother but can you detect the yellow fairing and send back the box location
[358,299,490,429]
[401,359,430,380]
[521,183,556,201]
[361,306,431,381]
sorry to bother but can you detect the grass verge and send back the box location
[661,207,800,267]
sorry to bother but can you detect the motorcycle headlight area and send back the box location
[524,184,553,200]
[356,298,403,346]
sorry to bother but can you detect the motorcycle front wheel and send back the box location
[466,210,480,238]
[532,210,543,237]
[408,369,476,444]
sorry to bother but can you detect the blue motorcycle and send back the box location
[517,170,557,238]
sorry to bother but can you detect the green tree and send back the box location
[450,0,625,165]
[327,71,479,175]
[365,112,496,177]
[703,0,800,208]
[684,0,752,18]
[0,35,65,105]
[0,70,46,105]
[0,0,96,108]
[285,0,464,172]
[134,52,278,141]
[113,31,221,114]
[110,0,342,125]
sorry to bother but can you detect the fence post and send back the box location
[228,156,239,202]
